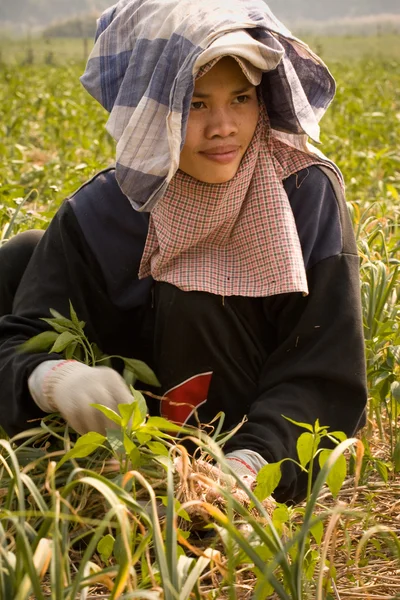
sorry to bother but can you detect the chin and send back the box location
[194,167,239,184]
[203,174,236,184]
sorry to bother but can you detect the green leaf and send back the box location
[118,402,136,430]
[177,528,190,540]
[391,381,400,401]
[50,331,77,353]
[272,503,289,527]
[319,449,347,497]
[112,533,124,564]
[57,432,106,468]
[41,318,71,333]
[91,404,122,426]
[69,300,80,328]
[374,370,391,388]
[147,441,170,457]
[272,503,290,535]
[19,330,59,353]
[393,440,400,473]
[91,343,106,361]
[49,309,77,328]
[146,417,181,431]
[129,446,141,468]
[297,432,315,468]
[329,431,348,443]
[129,389,148,430]
[305,549,319,581]
[131,403,145,431]
[47,311,85,332]
[254,543,274,565]
[97,534,115,562]
[159,497,191,522]
[135,432,152,445]
[386,183,399,200]
[123,433,135,454]
[253,565,275,597]
[177,506,190,522]
[123,368,136,387]
[107,429,125,455]
[282,415,314,432]
[389,345,400,365]
[76,431,107,447]
[310,519,324,545]
[64,341,78,360]
[123,358,161,386]
[132,388,148,417]
[374,459,389,483]
[72,345,83,362]
[253,461,282,503]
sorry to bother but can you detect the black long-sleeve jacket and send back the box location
[0,166,367,502]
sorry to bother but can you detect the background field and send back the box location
[0,34,399,599]
[1,35,399,221]
[1,33,400,64]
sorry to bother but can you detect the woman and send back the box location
[0,0,367,503]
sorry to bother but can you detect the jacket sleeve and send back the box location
[0,189,151,437]
[224,166,367,504]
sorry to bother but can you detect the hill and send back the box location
[1,0,399,32]
[0,0,110,28]
[268,0,400,22]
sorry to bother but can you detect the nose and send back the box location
[204,107,239,139]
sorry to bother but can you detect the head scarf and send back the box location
[81,0,336,212]
[81,0,342,297]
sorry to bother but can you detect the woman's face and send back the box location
[179,56,260,184]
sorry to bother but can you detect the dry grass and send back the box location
[182,424,400,599]
[311,426,400,600]
[19,418,399,599]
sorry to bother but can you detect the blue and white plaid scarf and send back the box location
[81,0,336,212]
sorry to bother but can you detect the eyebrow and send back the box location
[192,84,255,99]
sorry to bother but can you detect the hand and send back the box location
[174,455,274,530]
[38,361,133,434]
[225,452,276,517]
[225,453,257,488]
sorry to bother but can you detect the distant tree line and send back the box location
[268,0,400,22]
[43,14,97,39]
[1,0,399,30]
[0,0,110,26]
[39,11,400,40]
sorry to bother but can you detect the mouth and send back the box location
[200,147,240,164]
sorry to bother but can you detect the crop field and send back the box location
[0,36,399,599]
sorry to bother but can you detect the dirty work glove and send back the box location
[174,455,274,530]
[225,449,267,487]
[28,360,133,435]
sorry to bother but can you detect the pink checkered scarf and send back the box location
[138,106,341,297]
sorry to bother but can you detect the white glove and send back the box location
[225,449,267,487]
[28,360,133,435]
[225,450,276,520]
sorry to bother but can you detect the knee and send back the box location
[0,229,45,291]
[0,230,44,268]
[2,229,44,253]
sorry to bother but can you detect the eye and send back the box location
[233,95,250,104]
[191,101,205,110]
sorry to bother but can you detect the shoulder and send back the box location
[65,168,151,309]
[68,167,132,217]
[67,166,149,239]
[283,165,357,269]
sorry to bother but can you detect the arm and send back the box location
[224,166,367,503]
[0,171,152,437]
[0,202,116,436]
